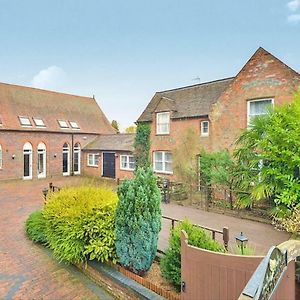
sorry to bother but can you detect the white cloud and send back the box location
[287,13,300,24]
[287,0,300,11]
[31,66,67,90]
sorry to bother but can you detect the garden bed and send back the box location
[118,260,180,300]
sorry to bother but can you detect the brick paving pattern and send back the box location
[0,177,114,300]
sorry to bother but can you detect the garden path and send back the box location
[160,202,290,255]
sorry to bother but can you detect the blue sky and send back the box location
[0,0,299,130]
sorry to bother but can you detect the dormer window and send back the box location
[58,120,69,128]
[19,116,32,127]
[69,121,80,129]
[156,112,170,135]
[33,118,46,127]
[201,121,209,137]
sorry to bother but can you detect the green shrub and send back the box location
[43,186,118,264]
[160,220,224,290]
[25,210,47,244]
[115,167,161,275]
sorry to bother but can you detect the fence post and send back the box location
[223,227,229,251]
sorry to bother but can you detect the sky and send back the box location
[0,0,300,131]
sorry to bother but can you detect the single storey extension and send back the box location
[82,133,135,180]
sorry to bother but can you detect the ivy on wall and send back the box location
[134,122,151,169]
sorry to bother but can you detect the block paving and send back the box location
[0,177,114,300]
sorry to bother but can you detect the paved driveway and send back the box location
[159,203,290,255]
[0,178,114,300]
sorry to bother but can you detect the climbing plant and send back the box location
[134,122,151,169]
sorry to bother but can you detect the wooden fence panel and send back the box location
[181,231,263,300]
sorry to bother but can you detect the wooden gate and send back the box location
[181,231,297,300]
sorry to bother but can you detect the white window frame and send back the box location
[73,143,81,175]
[247,98,274,127]
[153,151,173,174]
[19,116,32,127]
[156,112,170,135]
[37,142,46,179]
[201,121,209,137]
[58,120,69,129]
[69,121,80,130]
[87,153,100,167]
[33,118,46,127]
[23,142,33,180]
[120,155,135,171]
[0,144,2,169]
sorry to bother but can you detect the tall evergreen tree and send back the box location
[115,167,161,275]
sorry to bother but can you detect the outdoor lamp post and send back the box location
[235,232,248,255]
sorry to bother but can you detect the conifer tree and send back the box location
[115,167,161,275]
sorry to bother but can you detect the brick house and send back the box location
[0,82,116,181]
[82,133,135,180]
[137,47,300,180]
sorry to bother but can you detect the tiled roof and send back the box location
[0,82,115,134]
[83,134,135,152]
[137,77,234,122]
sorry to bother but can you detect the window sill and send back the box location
[120,168,134,172]
[87,165,99,168]
[155,133,170,136]
[200,134,209,138]
[154,170,173,175]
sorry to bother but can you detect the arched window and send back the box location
[73,143,81,175]
[0,144,2,169]
[37,142,46,178]
[62,143,70,176]
[23,142,33,180]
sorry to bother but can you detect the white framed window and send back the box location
[153,151,173,174]
[201,121,209,137]
[33,118,46,127]
[156,112,170,135]
[87,153,100,167]
[247,98,274,127]
[0,145,2,169]
[37,142,46,178]
[19,116,32,127]
[69,121,80,129]
[58,120,69,128]
[120,155,135,171]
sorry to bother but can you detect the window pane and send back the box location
[33,118,45,127]
[155,162,163,171]
[70,121,80,129]
[19,117,31,126]
[165,162,172,172]
[155,152,163,162]
[121,156,127,169]
[88,155,93,165]
[95,155,100,165]
[250,100,272,115]
[129,156,135,170]
[58,120,69,128]
[165,152,172,162]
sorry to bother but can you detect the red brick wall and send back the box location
[0,130,98,181]
[210,48,300,152]
[150,116,210,181]
[82,150,134,181]
[147,49,300,180]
